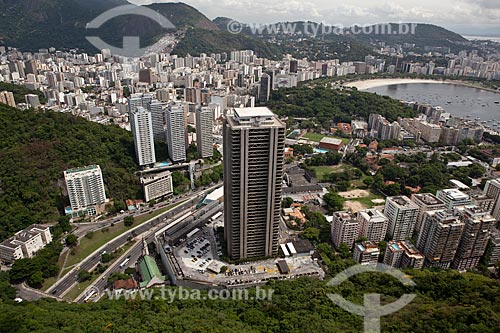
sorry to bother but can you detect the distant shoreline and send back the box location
[346,78,500,94]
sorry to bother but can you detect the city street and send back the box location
[46,185,221,299]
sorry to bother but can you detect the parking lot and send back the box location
[179,235,214,272]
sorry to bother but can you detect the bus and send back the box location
[211,212,222,221]
[83,290,96,303]
[119,258,130,268]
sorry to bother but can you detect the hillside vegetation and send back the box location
[0,82,46,104]
[0,269,499,332]
[0,105,141,240]
[268,86,415,128]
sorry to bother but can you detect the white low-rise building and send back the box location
[141,171,174,202]
[0,225,52,264]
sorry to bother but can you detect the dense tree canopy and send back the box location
[268,87,415,128]
[0,105,141,240]
[0,269,499,332]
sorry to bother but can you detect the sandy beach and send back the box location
[346,78,447,90]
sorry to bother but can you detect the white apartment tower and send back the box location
[384,196,419,241]
[331,211,360,249]
[196,106,214,158]
[166,103,187,163]
[484,179,500,219]
[357,208,388,242]
[64,165,107,213]
[130,106,156,166]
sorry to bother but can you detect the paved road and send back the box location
[15,283,63,302]
[76,203,222,303]
[75,201,223,303]
[47,185,221,298]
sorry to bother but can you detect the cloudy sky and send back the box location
[129,0,500,35]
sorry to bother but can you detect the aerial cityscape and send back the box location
[1,0,500,332]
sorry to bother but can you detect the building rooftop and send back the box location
[234,107,275,118]
[276,260,290,274]
[334,211,357,222]
[388,196,418,208]
[439,188,470,201]
[292,239,315,254]
[228,107,284,128]
[412,193,444,206]
[358,208,386,221]
[320,137,343,145]
[65,165,100,175]
[139,255,164,284]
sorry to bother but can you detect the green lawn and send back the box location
[309,163,356,182]
[302,132,325,142]
[63,278,95,301]
[302,132,350,144]
[65,201,183,267]
[63,241,135,301]
[350,193,386,208]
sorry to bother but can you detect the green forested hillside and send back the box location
[0,269,499,332]
[0,105,141,240]
[268,86,415,128]
[173,28,285,59]
[0,82,46,104]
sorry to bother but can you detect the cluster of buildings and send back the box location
[332,186,500,270]
[368,106,485,145]
[398,102,485,145]
[0,225,52,264]
[397,50,500,80]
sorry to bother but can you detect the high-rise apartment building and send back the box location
[353,241,380,265]
[436,188,472,210]
[259,73,271,104]
[196,106,214,158]
[384,196,419,241]
[130,106,156,166]
[25,94,40,108]
[64,165,107,216]
[488,227,500,266]
[411,193,446,239]
[484,179,500,219]
[223,107,285,260]
[384,240,424,269]
[148,101,166,142]
[166,103,187,163]
[331,211,360,249]
[0,91,16,107]
[357,208,388,242]
[452,206,495,270]
[417,210,464,268]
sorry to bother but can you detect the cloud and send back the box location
[128,0,500,34]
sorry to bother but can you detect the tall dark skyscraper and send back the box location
[223,107,285,260]
[259,73,271,104]
[290,60,298,73]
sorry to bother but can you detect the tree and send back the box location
[65,234,78,247]
[124,216,135,227]
[282,197,294,209]
[77,270,92,282]
[337,243,351,259]
[301,227,320,241]
[9,259,37,283]
[101,253,112,263]
[324,192,344,213]
[27,271,43,287]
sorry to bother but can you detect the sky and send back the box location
[129,0,500,35]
